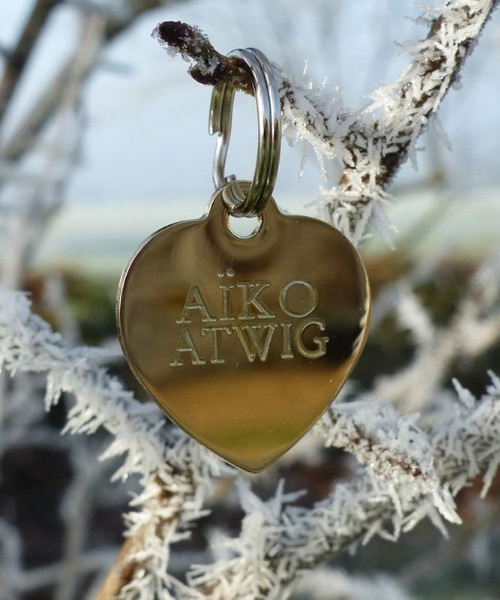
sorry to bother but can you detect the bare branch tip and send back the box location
[154,20,203,48]
[152,20,253,92]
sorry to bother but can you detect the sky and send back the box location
[1,0,500,273]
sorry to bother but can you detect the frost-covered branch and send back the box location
[155,0,499,243]
[2,283,500,598]
[313,0,499,241]
[0,286,232,597]
[354,252,500,413]
[186,377,500,598]
[153,21,253,93]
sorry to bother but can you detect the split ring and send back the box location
[209,48,281,217]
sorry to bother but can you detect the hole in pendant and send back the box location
[227,214,262,239]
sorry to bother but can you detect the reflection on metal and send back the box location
[117,188,370,472]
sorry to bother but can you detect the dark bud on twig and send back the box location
[153,21,253,93]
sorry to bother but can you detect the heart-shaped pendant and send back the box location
[117,190,370,472]
[117,47,370,471]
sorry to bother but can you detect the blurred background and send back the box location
[1,1,500,599]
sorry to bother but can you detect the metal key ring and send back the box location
[209,48,281,217]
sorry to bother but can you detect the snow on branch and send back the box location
[155,0,499,244]
[186,377,500,598]
[0,286,232,597]
[352,252,500,413]
[6,274,500,597]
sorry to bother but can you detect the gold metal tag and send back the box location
[117,190,370,472]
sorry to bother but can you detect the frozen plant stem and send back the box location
[156,1,499,243]
[95,481,183,599]
[0,0,60,125]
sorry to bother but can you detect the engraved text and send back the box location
[169,279,329,366]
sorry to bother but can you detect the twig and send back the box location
[155,2,500,242]
[0,0,180,163]
[0,0,61,126]
[0,285,229,598]
[153,21,253,92]
[94,479,190,599]
[186,376,500,598]
[94,536,139,600]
